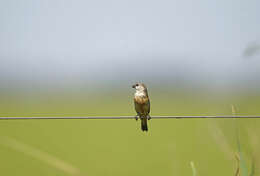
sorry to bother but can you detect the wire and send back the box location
[0,116,260,120]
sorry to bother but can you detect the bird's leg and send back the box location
[147,115,151,120]
[135,113,141,121]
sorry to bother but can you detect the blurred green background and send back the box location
[0,87,260,176]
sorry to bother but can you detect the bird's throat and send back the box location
[135,90,146,97]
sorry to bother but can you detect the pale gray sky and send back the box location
[0,0,260,88]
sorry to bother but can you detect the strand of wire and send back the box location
[1,116,260,120]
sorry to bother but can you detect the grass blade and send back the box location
[190,161,197,176]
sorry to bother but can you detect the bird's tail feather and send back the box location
[141,118,148,131]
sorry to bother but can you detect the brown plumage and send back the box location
[132,83,151,131]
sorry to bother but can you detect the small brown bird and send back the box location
[132,83,151,131]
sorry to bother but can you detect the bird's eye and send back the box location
[136,84,139,87]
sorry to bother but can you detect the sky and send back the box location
[0,0,260,89]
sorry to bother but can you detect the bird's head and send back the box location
[132,83,147,92]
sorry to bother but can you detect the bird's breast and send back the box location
[134,95,149,104]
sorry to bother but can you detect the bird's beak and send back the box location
[132,84,136,88]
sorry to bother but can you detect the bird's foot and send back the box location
[135,116,138,121]
[147,115,151,120]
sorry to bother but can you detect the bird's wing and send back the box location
[146,99,150,114]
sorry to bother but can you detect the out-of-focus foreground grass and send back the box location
[0,87,259,176]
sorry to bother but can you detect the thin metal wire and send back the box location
[0,116,260,120]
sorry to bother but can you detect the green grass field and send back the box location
[0,88,259,176]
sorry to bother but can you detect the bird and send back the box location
[132,83,151,131]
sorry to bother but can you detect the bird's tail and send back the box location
[141,117,148,131]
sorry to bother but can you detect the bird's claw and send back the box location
[135,116,138,121]
[148,115,151,120]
